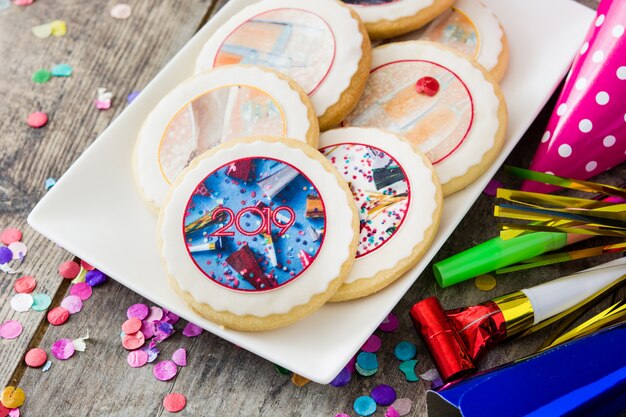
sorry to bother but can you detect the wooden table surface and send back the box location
[1,0,623,416]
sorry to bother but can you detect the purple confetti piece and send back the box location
[127,303,149,320]
[85,269,107,287]
[378,313,399,332]
[361,334,382,353]
[483,178,503,197]
[431,377,444,390]
[153,360,177,381]
[172,348,187,367]
[145,306,163,322]
[165,310,180,324]
[127,90,140,103]
[141,344,160,363]
[182,322,202,338]
[0,246,13,264]
[329,366,351,387]
[127,350,148,368]
[140,320,155,339]
[154,321,174,342]
[51,338,75,360]
[346,355,356,373]
[371,384,397,406]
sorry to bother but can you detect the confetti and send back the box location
[291,373,310,387]
[356,352,378,371]
[153,360,177,381]
[58,260,80,279]
[334,414,350,417]
[389,398,412,416]
[361,334,381,353]
[0,321,23,340]
[139,320,155,339]
[0,247,13,264]
[24,348,47,368]
[51,63,72,77]
[419,368,440,382]
[474,274,497,291]
[145,306,163,322]
[127,303,149,320]
[163,309,180,324]
[85,269,106,287]
[0,0,10,11]
[60,295,83,314]
[379,313,399,332]
[80,260,94,271]
[182,322,202,337]
[51,338,75,360]
[142,343,160,363]
[32,23,52,39]
[122,318,142,334]
[110,3,132,19]
[163,393,186,413]
[385,407,400,417]
[153,321,174,342]
[72,333,89,352]
[44,178,56,190]
[41,361,52,372]
[95,87,113,110]
[355,363,378,377]
[127,350,148,368]
[50,20,66,37]
[483,179,503,197]
[0,387,25,409]
[69,282,92,300]
[172,348,187,367]
[353,396,376,417]
[72,268,86,284]
[122,331,145,350]
[8,242,27,260]
[1,228,22,245]
[32,69,51,84]
[31,293,51,311]
[14,276,35,294]
[371,385,396,406]
[10,294,33,312]
[399,360,419,382]
[47,307,70,326]
[127,90,140,103]
[329,366,351,387]
[26,111,48,128]
[393,341,417,361]
[13,0,33,5]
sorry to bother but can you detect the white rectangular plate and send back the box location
[29,0,594,383]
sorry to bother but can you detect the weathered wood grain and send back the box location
[4,0,625,416]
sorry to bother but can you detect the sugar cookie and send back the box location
[343,41,507,196]
[319,127,442,301]
[134,65,318,210]
[195,0,371,131]
[159,137,359,331]
[342,0,454,40]
[392,0,509,81]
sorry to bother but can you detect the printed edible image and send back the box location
[183,157,325,292]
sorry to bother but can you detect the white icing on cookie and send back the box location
[134,65,314,209]
[194,0,364,118]
[344,41,502,187]
[394,0,504,73]
[160,139,356,317]
[344,0,436,23]
[319,127,438,284]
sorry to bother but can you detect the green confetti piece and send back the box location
[355,362,378,377]
[32,69,52,84]
[31,293,52,311]
[274,364,290,375]
[399,360,419,382]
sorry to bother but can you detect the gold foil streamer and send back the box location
[493,291,534,337]
[499,223,626,238]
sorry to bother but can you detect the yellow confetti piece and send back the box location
[1,386,26,408]
[474,274,497,291]
[291,373,310,387]
[50,20,67,37]
[32,23,52,39]
[72,267,87,284]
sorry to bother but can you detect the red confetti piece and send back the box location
[58,260,80,279]
[172,348,187,367]
[163,393,186,413]
[122,318,142,334]
[153,360,177,381]
[127,303,149,320]
[0,228,22,245]
[127,350,148,368]
[69,282,92,300]
[51,338,75,360]
[80,260,94,271]
[0,404,9,417]
[26,111,48,128]
[24,348,47,368]
[60,295,83,314]
[0,320,23,340]
[122,331,145,350]
[47,307,70,326]
[14,276,36,294]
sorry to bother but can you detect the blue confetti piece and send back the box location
[127,90,141,103]
[51,63,73,77]
[44,177,56,190]
[356,351,378,371]
[394,341,417,361]
[330,366,351,387]
[354,396,376,417]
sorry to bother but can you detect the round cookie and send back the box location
[343,41,507,196]
[341,0,454,40]
[319,127,442,301]
[158,137,359,331]
[134,65,319,210]
[194,0,372,131]
[392,0,509,81]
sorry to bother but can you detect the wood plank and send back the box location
[0,0,216,387]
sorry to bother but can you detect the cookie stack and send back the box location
[133,0,509,331]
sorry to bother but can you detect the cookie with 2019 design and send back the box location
[194,0,372,131]
[158,137,359,331]
[343,41,507,196]
[319,127,442,301]
[392,0,509,81]
[341,0,454,40]
[133,65,319,211]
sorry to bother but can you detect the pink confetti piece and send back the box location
[95,88,113,110]
[346,356,356,374]
[378,313,399,332]
[69,282,92,300]
[419,368,440,382]
[26,111,48,128]
[164,309,180,324]
[8,407,20,417]
[361,334,382,353]
[182,322,202,338]
[51,338,75,360]
[172,348,187,367]
[58,260,80,279]
[483,179,503,197]
[1,228,22,245]
[145,306,163,322]
[0,320,23,340]
[153,360,177,381]
[139,320,155,339]
[127,350,148,368]
[60,295,83,314]
[389,398,412,416]
[385,407,400,417]
[122,318,142,334]
[127,303,149,320]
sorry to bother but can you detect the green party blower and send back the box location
[433,232,586,288]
